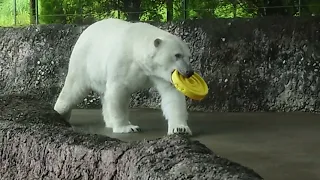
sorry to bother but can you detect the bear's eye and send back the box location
[175,53,182,59]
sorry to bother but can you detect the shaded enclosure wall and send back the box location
[1,17,320,112]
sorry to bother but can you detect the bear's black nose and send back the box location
[185,70,194,78]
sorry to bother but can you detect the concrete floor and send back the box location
[70,109,320,180]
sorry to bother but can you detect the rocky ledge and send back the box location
[0,94,263,179]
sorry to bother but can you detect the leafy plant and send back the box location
[1,0,320,27]
[0,0,30,26]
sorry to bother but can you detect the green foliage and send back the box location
[1,0,320,27]
[215,2,255,18]
[39,0,66,24]
[140,0,167,22]
[300,0,320,16]
[187,0,220,19]
[0,0,30,26]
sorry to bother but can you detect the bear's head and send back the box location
[142,36,194,84]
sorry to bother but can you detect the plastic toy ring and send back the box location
[171,70,209,100]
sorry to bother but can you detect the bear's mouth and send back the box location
[170,70,175,84]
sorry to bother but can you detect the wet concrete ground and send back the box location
[70,109,320,180]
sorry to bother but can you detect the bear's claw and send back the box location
[168,125,192,135]
[131,127,141,132]
[113,125,141,133]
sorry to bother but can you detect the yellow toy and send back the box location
[171,70,209,100]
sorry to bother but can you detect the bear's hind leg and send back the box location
[54,76,89,121]
[103,84,141,133]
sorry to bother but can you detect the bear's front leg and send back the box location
[103,84,141,133]
[155,80,192,135]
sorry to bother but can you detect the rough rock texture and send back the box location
[1,17,320,113]
[0,94,263,180]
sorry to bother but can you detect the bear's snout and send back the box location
[185,70,194,78]
[175,60,194,78]
[178,69,194,78]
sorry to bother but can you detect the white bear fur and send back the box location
[54,18,193,135]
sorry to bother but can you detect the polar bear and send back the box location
[54,18,195,135]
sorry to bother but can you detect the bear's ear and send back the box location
[154,38,162,48]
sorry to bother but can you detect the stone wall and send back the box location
[1,17,320,113]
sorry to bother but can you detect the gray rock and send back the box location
[1,17,320,113]
[0,94,263,180]
[0,93,70,127]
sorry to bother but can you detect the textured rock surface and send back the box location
[0,94,263,180]
[1,17,320,112]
